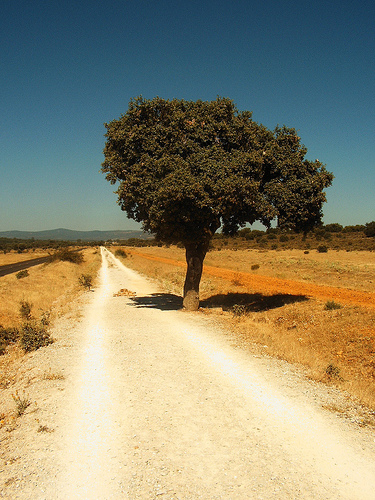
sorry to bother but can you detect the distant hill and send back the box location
[0,228,151,242]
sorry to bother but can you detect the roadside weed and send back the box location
[12,391,32,417]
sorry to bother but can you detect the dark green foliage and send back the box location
[342,225,366,233]
[115,248,127,258]
[364,221,375,238]
[50,249,84,264]
[102,96,333,242]
[102,96,333,309]
[0,237,78,253]
[0,326,19,355]
[16,269,29,279]
[325,223,343,233]
[20,321,53,352]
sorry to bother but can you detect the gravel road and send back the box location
[2,247,375,499]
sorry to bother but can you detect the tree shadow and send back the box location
[130,291,308,313]
[201,292,308,312]
[130,293,183,311]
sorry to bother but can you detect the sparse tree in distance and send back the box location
[365,221,375,237]
[102,96,333,310]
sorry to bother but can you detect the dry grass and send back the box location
[0,248,101,328]
[0,250,49,266]
[113,245,375,411]
[0,248,101,392]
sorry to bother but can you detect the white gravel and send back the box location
[1,246,375,499]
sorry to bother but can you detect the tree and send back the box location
[102,96,333,310]
[364,221,375,237]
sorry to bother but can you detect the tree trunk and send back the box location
[183,241,209,311]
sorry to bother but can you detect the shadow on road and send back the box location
[130,291,308,312]
[130,293,183,311]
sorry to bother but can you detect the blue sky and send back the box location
[1,0,374,231]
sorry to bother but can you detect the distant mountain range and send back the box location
[0,228,151,242]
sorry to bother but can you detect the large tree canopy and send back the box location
[102,96,333,309]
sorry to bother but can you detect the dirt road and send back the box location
[2,247,375,499]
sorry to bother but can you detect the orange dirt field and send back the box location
[126,249,375,310]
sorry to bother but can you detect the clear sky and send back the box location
[1,0,374,232]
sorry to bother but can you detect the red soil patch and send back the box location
[127,249,375,309]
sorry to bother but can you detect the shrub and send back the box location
[325,364,341,380]
[12,391,32,417]
[51,249,84,264]
[232,304,248,317]
[251,264,260,270]
[304,250,310,254]
[364,221,375,238]
[20,321,53,352]
[16,269,29,279]
[325,223,343,233]
[317,245,328,253]
[0,326,19,355]
[279,235,289,242]
[19,300,32,321]
[115,248,127,258]
[324,300,342,310]
[78,274,93,291]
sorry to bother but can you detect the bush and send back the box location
[317,245,328,253]
[0,326,19,355]
[279,235,289,242]
[20,321,53,352]
[115,249,127,258]
[325,364,341,379]
[325,223,343,233]
[232,304,248,317]
[79,274,93,291]
[51,249,84,264]
[364,221,375,238]
[19,300,32,321]
[251,264,260,270]
[324,300,342,310]
[16,269,29,279]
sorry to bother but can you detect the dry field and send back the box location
[0,248,101,328]
[0,250,50,266]
[114,245,375,413]
[0,248,101,390]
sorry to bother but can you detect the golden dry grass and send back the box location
[0,250,49,266]
[0,248,101,328]
[114,245,375,411]
[0,248,101,395]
